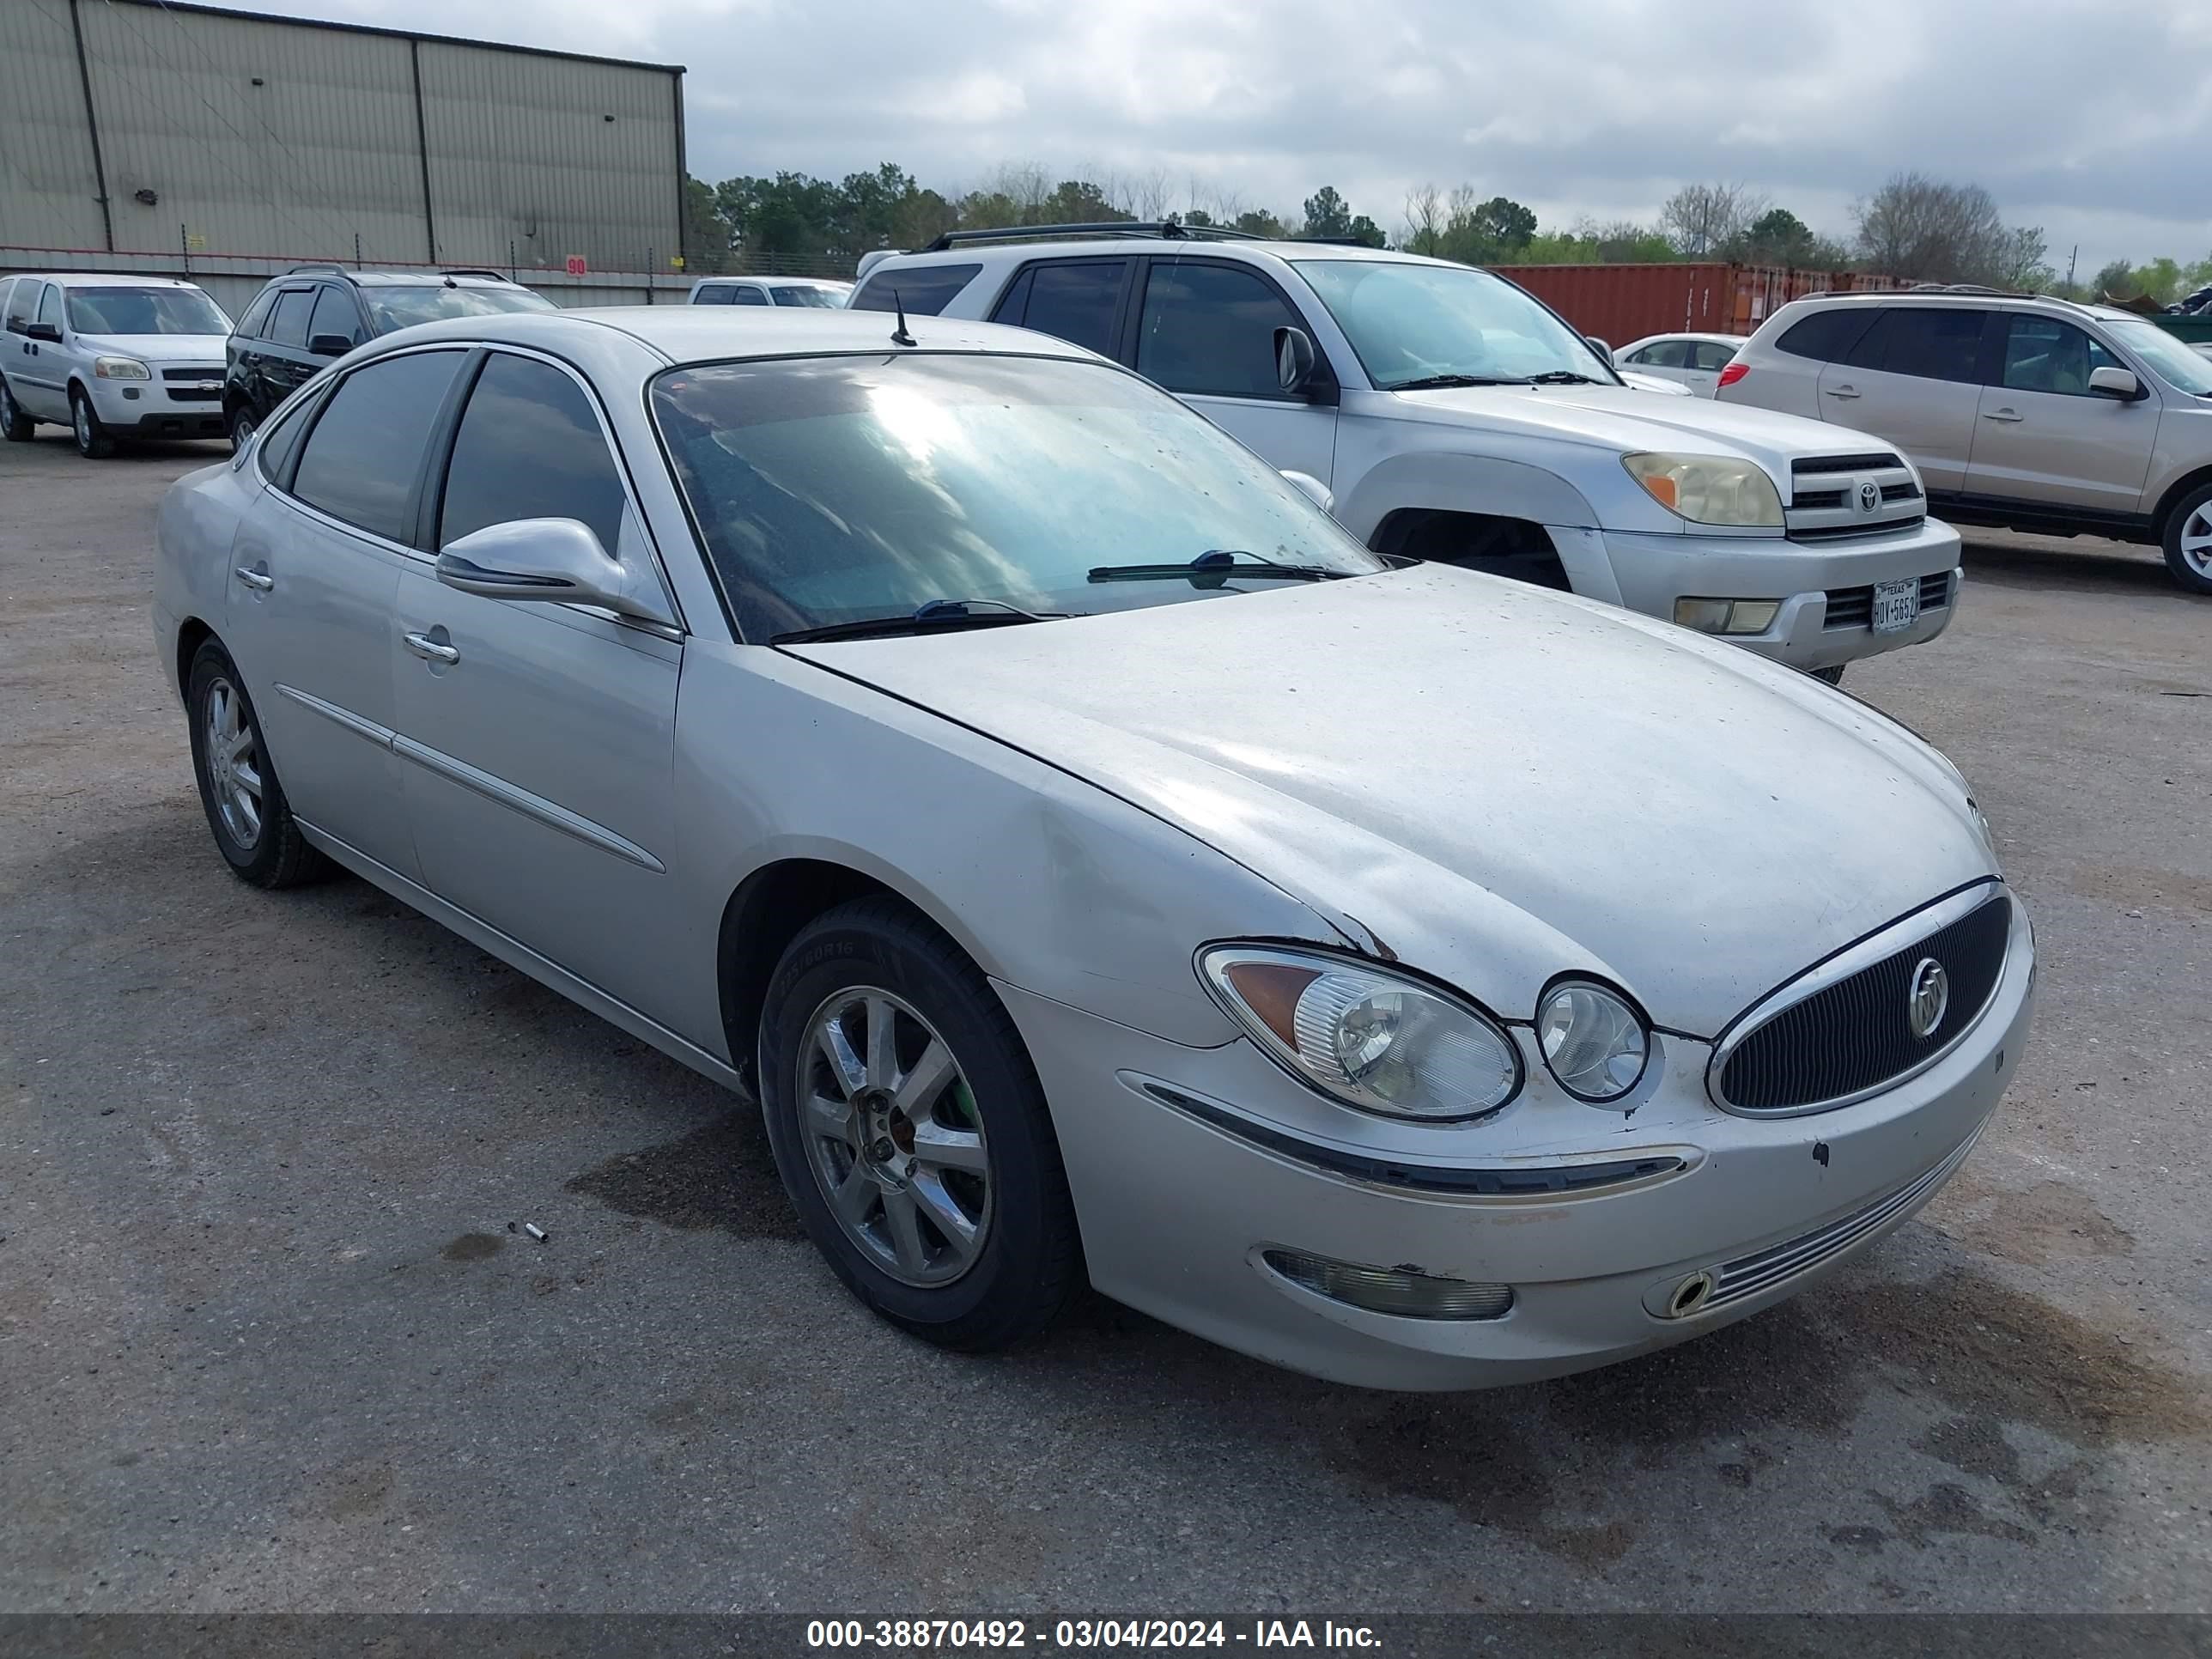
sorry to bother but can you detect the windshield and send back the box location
[771,284,842,308]
[1293,260,1620,391]
[362,285,556,331]
[651,353,1387,641]
[2101,315,2212,397]
[64,287,229,336]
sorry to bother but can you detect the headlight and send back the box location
[1535,980,1650,1104]
[1199,945,1521,1121]
[1623,452,1784,526]
[94,356,151,380]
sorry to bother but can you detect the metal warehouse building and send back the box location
[2,0,689,316]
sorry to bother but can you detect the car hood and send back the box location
[1391,383,1889,488]
[783,565,1995,1036]
[74,332,231,365]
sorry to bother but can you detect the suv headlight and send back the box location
[1623,452,1784,526]
[1199,945,1521,1122]
[94,356,152,380]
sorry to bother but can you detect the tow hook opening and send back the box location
[1667,1270,1715,1319]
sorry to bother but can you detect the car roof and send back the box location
[374,306,1107,368]
[1782,289,2119,321]
[868,238,1459,273]
[318,270,518,288]
[1625,331,1743,344]
[8,272,212,289]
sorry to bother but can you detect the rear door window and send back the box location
[990,260,1127,356]
[692,284,736,305]
[1691,341,1739,372]
[851,264,981,317]
[437,352,628,555]
[1633,339,1689,368]
[1838,307,1989,382]
[288,349,465,543]
[1134,262,1307,399]
[268,289,315,349]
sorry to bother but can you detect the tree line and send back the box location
[680,162,2210,303]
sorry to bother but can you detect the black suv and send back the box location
[222,266,556,445]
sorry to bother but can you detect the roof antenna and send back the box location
[890,289,916,348]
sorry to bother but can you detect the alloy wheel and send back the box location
[203,676,265,849]
[797,987,991,1287]
[2181,503,2212,580]
[74,398,91,451]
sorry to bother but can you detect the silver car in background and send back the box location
[153,308,2033,1389]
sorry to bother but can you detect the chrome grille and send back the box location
[1786,453,1926,541]
[1715,890,2012,1114]
[1823,570,1951,631]
[1705,1128,1982,1311]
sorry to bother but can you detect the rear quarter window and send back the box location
[1775,307,1878,362]
[850,264,982,317]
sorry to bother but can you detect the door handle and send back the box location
[1825,384,1860,398]
[404,630,459,665]
[1981,408,2023,423]
[234,565,273,591]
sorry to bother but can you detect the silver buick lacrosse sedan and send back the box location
[153,307,2033,1389]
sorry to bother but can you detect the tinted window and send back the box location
[1839,307,1987,382]
[1634,339,1689,368]
[2000,316,2120,397]
[1691,340,1739,372]
[692,285,736,305]
[269,289,314,349]
[1775,307,1877,362]
[3,280,33,332]
[991,260,1126,356]
[732,287,769,307]
[307,287,365,349]
[850,264,981,316]
[289,350,464,542]
[256,385,323,483]
[234,287,277,338]
[438,354,627,554]
[1136,263,1303,398]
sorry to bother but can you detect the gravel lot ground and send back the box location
[3,431,2208,1616]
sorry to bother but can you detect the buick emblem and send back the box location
[1856,479,1881,514]
[1907,958,1950,1038]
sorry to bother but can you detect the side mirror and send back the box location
[1585,335,1613,362]
[27,321,62,343]
[308,332,354,357]
[435,518,677,629]
[1274,325,1318,395]
[2087,366,2140,400]
[1279,470,1334,514]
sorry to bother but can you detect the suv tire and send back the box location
[70,386,116,459]
[2162,481,2212,595]
[1,378,33,441]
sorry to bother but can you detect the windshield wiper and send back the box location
[1383,373,1529,391]
[770,598,1071,645]
[1524,370,1602,385]
[1087,549,1342,586]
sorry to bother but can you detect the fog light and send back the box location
[1674,598,1780,635]
[1262,1248,1513,1321]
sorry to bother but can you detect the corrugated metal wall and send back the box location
[1492,262,1903,343]
[0,0,680,277]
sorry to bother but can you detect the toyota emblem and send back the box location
[1907,957,1950,1038]
[1857,479,1881,514]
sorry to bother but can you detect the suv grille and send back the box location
[1785,453,1925,541]
[1823,571,1951,630]
[1715,890,2012,1114]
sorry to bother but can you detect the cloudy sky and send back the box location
[228,0,2210,274]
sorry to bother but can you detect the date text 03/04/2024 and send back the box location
[805,1620,1382,1649]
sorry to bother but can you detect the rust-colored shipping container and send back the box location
[1488,261,1899,344]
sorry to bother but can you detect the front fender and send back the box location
[1333,449,1607,547]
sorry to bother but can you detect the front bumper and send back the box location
[87,374,227,439]
[1577,516,1965,672]
[1001,894,2032,1391]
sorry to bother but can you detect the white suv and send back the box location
[1717,288,2212,593]
[858,228,1964,678]
[1,272,233,455]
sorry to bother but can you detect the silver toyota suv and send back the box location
[858,226,1966,680]
[1717,287,2212,594]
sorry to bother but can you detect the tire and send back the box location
[185,640,332,889]
[2161,482,2212,595]
[70,386,115,459]
[758,896,1080,1352]
[0,377,32,441]
[228,408,257,455]
[1810,665,1846,686]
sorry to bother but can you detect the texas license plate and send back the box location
[1872,578,1919,634]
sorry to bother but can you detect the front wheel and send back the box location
[758,896,1080,1352]
[2162,483,2212,595]
[0,377,33,441]
[185,641,331,888]
[70,387,115,459]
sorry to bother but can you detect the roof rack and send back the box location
[437,268,513,283]
[286,263,348,276]
[915,221,1262,253]
[1905,282,2036,298]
